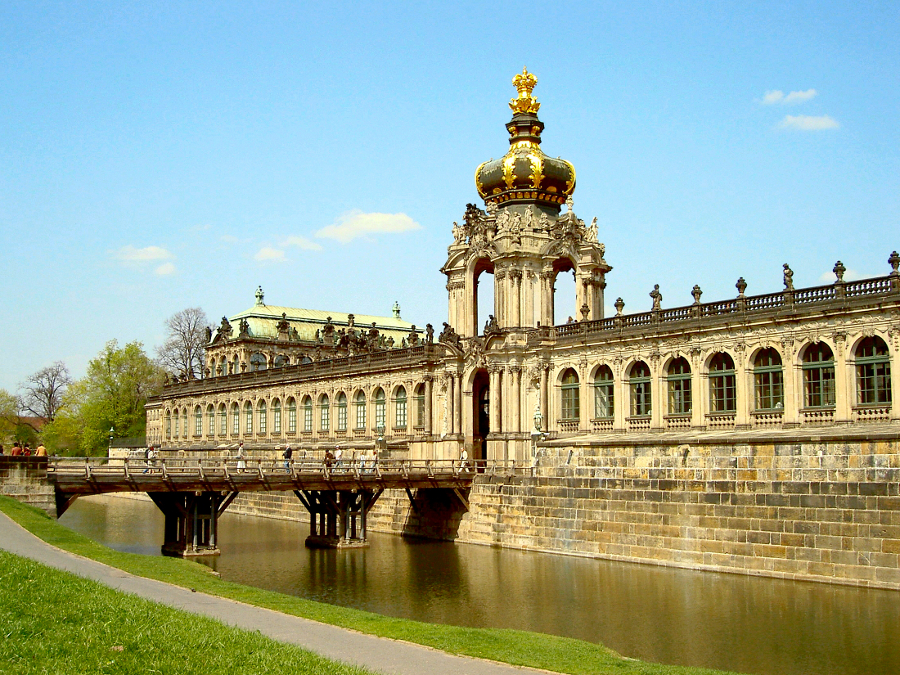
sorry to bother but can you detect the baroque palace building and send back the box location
[147,69,899,464]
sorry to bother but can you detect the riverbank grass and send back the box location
[0,496,737,675]
[0,549,370,675]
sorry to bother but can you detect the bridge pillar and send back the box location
[149,491,236,557]
[294,489,383,548]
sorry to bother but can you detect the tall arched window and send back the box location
[374,388,386,431]
[244,401,253,435]
[319,394,330,432]
[414,384,426,427]
[207,404,215,435]
[336,392,347,431]
[302,396,313,432]
[166,411,172,439]
[593,366,614,419]
[561,369,580,421]
[218,403,227,436]
[754,348,784,411]
[667,357,692,416]
[355,391,367,430]
[182,410,188,438]
[194,406,203,436]
[394,386,408,428]
[231,403,240,435]
[272,399,281,434]
[803,343,835,408]
[709,353,736,413]
[257,400,267,434]
[250,352,267,372]
[856,337,891,405]
[629,362,651,417]
[287,397,297,433]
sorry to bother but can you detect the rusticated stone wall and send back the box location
[0,457,56,517]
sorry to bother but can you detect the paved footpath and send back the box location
[0,512,552,675]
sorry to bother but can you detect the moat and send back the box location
[61,494,900,675]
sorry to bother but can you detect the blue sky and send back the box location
[1,1,898,393]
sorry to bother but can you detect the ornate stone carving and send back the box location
[650,285,662,311]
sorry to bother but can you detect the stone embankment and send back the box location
[230,429,900,589]
[0,458,56,517]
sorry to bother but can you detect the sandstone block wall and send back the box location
[0,458,56,517]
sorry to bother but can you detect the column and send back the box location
[579,364,590,432]
[833,335,852,423]
[495,270,506,327]
[489,366,501,434]
[525,271,536,328]
[540,365,549,433]
[735,353,750,429]
[455,373,463,437]
[783,348,801,427]
[540,271,554,327]
[614,364,627,432]
[650,359,664,431]
[512,366,522,434]
[510,270,522,327]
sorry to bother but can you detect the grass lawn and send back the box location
[0,549,371,675]
[0,496,739,675]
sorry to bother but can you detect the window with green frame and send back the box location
[666,357,692,415]
[753,348,784,411]
[355,391,366,430]
[194,406,203,436]
[207,405,215,435]
[257,400,267,434]
[415,384,426,427]
[287,398,297,433]
[561,369,580,421]
[244,401,253,434]
[374,388,386,431]
[394,387,407,428]
[336,392,347,431]
[709,353,736,413]
[319,395,329,432]
[803,342,835,408]
[856,336,891,405]
[272,399,281,434]
[629,362,651,417]
[593,365,614,419]
[302,396,313,432]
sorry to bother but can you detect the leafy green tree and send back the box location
[45,341,164,456]
[0,389,19,445]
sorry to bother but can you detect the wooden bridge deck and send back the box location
[48,458,517,497]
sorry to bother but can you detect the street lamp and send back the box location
[108,427,114,453]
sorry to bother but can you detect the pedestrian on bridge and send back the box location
[282,445,293,471]
[236,442,246,471]
[334,445,344,472]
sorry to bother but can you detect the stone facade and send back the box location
[0,457,56,517]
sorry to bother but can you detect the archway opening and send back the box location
[473,258,494,336]
[552,258,576,326]
[471,368,490,460]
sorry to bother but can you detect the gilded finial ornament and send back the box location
[509,67,540,114]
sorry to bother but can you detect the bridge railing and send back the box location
[48,456,520,481]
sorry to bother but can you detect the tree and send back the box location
[45,340,164,455]
[156,307,210,380]
[0,389,19,443]
[18,361,71,421]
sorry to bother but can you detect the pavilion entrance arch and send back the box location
[468,367,490,462]
[470,257,495,338]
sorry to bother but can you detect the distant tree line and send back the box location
[1,308,210,456]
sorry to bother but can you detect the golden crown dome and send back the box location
[475,69,575,211]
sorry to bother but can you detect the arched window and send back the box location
[336,392,348,431]
[166,411,172,439]
[667,357,692,416]
[414,384,426,427]
[302,396,313,432]
[355,391,367,430]
[231,356,240,375]
[231,403,240,435]
[593,366,614,419]
[561,369,580,421]
[754,348,784,411]
[244,401,253,435]
[287,397,297,433]
[182,410,188,438]
[207,404,215,435]
[319,394,330,432]
[173,408,180,437]
[709,353,736,413]
[272,399,281,434]
[803,343,835,408]
[218,404,227,436]
[273,354,288,367]
[250,352,267,372]
[194,406,203,436]
[394,386,407,428]
[856,337,891,405]
[257,400,267,434]
[629,362,651,417]
[374,388,386,432]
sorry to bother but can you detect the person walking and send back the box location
[282,445,293,471]
[236,442,246,471]
[334,445,344,472]
[458,448,469,472]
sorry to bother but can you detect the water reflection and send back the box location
[60,495,900,675]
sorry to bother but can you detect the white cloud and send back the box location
[254,247,287,262]
[783,89,817,104]
[778,114,840,131]
[281,235,323,251]
[762,89,817,105]
[112,245,173,262]
[315,210,422,244]
[154,262,176,276]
